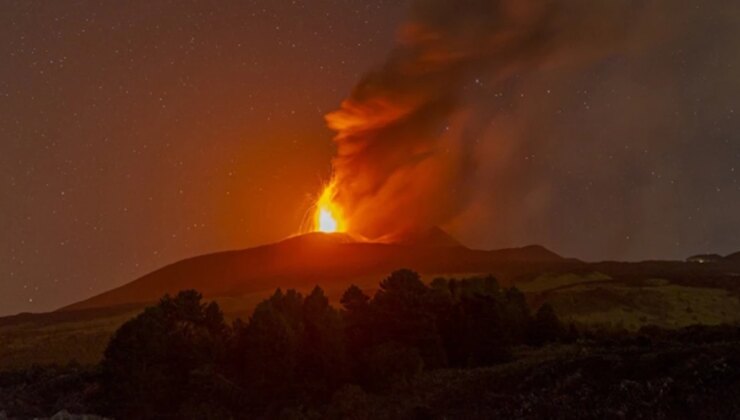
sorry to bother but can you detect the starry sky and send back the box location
[1,0,739,316]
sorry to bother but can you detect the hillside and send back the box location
[2,233,739,371]
[61,231,568,312]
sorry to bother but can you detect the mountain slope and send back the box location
[61,232,568,312]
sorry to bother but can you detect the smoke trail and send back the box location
[324,0,685,241]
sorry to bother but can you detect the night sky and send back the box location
[2,0,739,316]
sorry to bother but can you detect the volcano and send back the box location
[61,229,569,313]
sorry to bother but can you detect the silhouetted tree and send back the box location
[457,275,502,299]
[297,287,348,401]
[371,269,446,368]
[529,303,564,346]
[458,294,511,365]
[231,289,302,411]
[230,287,349,411]
[431,276,511,366]
[95,271,571,418]
[427,278,459,364]
[340,285,373,378]
[97,290,229,419]
[503,287,532,344]
[341,285,370,314]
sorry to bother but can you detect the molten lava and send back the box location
[314,182,346,233]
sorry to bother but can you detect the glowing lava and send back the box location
[314,182,346,233]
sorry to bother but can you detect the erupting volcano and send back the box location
[314,182,345,234]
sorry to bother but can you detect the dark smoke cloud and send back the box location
[327,0,740,258]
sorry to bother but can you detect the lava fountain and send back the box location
[314,181,346,233]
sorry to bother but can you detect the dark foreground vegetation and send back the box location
[2,269,740,419]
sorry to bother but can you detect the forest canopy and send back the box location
[96,269,566,418]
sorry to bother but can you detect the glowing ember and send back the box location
[314,182,345,233]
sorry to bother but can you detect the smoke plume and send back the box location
[326,0,740,256]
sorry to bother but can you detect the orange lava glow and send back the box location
[314,182,346,233]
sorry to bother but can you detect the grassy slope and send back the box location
[3,265,740,370]
[0,308,141,370]
[522,272,740,330]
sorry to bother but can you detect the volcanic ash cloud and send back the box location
[324,0,689,242]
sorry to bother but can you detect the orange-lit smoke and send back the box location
[315,0,668,240]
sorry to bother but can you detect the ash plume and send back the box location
[326,0,740,255]
[325,0,648,240]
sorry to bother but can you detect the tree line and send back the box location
[96,269,568,418]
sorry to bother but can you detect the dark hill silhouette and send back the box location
[61,231,568,312]
[686,253,723,263]
[388,227,463,247]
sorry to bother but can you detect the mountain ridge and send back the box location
[60,231,568,312]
